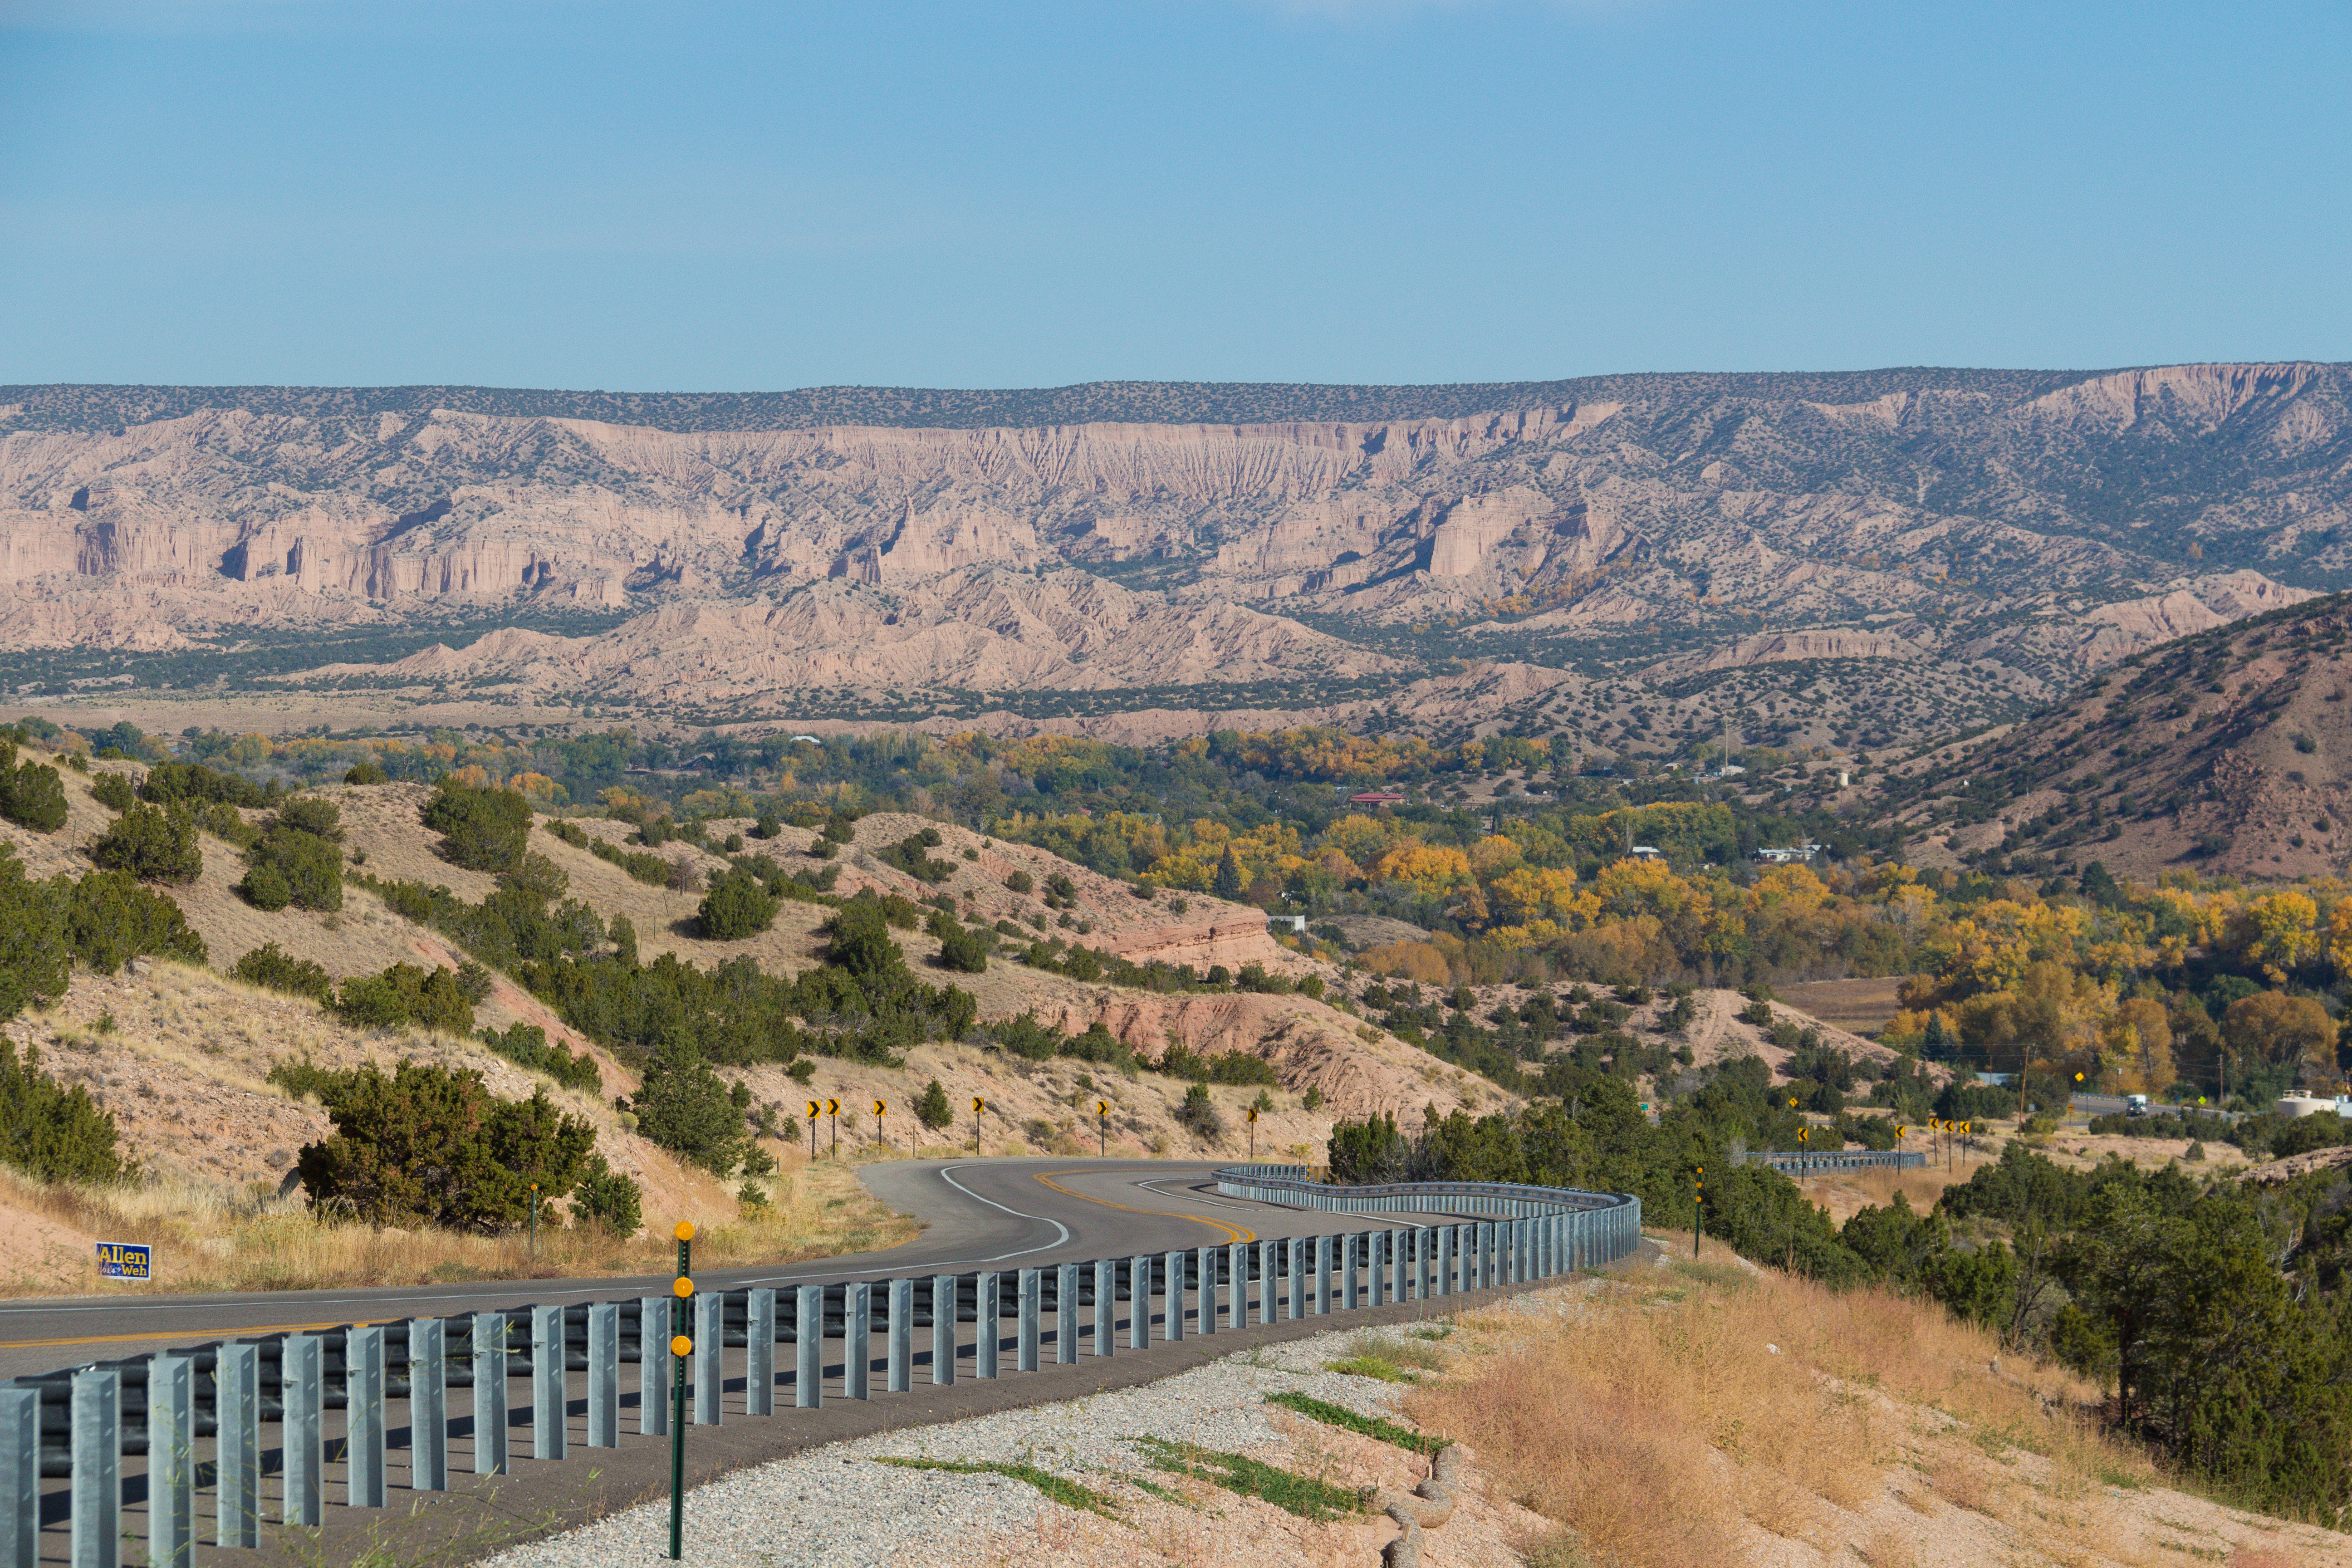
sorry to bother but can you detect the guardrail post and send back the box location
[694,1292,724,1424]
[1093,1259,1114,1356]
[1250,1240,1269,1325]
[589,1304,619,1443]
[471,1313,507,1476]
[532,1305,567,1456]
[347,1327,386,1508]
[848,1283,873,1400]
[1161,1250,1183,1342]
[1287,1237,1305,1320]
[886,1278,912,1393]
[1,1385,33,1568]
[931,1275,956,1386]
[69,1367,118,1568]
[1129,1256,1150,1348]
[148,1353,193,1568]
[738,1288,776,1420]
[975,1273,1000,1379]
[1197,1245,1217,1334]
[218,1342,264,1543]
[1341,1232,1358,1310]
[283,1333,323,1525]
[1314,1233,1331,1314]
[407,1322,448,1499]
[1016,1270,1040,1372]
[1390,1228,1407,1302]
[1227,1241,1247,1329]
[638,1297,668,1435]
[1057,1262,1080,1363]
[792,1289,823,1408]
[1435,1225,1453,1298]
[1368,1230,1387,1305]
[743,1289,772,1416]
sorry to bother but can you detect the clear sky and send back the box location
[2,0,2345,392]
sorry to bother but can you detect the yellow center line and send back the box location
[0,1321,349,1352]
[1035,1171,1255,1245]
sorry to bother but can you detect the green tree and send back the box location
[825,897,905,980]
[421,778,532,872]
[631,1036,744,1173]
[89,803,202,884]
[65,871,208,973]
[240,821,344,911]
[332,962,475,1034]
[698,867,779,939]
[915,1077,954,1131]
[571,1153,642,1236]
[89,772,136,811]
[0,755,69,832]
[230,941,334,1003]
[0,851,71,1015]
[1212,847,1245,900]
[0,1038,132,1183]
[293,1061,595,1232]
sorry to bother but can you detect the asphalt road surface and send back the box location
[0,1159,1463,1384]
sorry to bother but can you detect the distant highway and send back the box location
[0,1159,1459,1383]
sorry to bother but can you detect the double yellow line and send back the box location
[0,1319,346,1352]
[1035,1171,1255,1245]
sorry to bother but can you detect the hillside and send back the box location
[3,363,2346,753]
[0,761,1510,1291]
[1881,590,2352,880]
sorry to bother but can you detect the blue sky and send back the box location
[1,0,2345,391]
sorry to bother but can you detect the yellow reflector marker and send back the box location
[673,1277,694,1298]
[670,1335,692,1358]
[674,1220,696,1242]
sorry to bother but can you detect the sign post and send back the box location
[827,1098,839,1157]
[1246,1106,1257,1160]
[1096,1100,1108,1157]
[807,1100,821,1162]
[669,1221,694,1561]
[873,1099,888,1155]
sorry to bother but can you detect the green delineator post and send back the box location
[669,1220,695,1561]
[1693,1166,1703,1258]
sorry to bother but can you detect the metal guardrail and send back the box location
[1735,1150,1927,1175]
[3,1171,1637,1568]
[1210,1164,1642,1270]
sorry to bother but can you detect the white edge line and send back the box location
[729,1162,1073,1285]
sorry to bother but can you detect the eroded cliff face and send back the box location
[0,365,2345,717]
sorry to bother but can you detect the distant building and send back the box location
[1629,845,1663,860]
[1706,764,1746,779]
[1754,843,1823,865]
[1347,790,1406,808]
[1269,913,1308,934]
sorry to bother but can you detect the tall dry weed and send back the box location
[0,1159,908,1296]
[1409,1263,2151,1568]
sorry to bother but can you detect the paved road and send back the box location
[0,1159,1453,1383]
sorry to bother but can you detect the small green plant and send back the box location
[874,1457,1119,1517]
[1137,1437,1369,1522]
[1265,1392,1449,1456]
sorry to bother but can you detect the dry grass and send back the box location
[0,1158,911,1297]
[1406,1260,2150,1568]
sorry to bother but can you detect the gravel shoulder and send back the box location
[477,1319,1539,1568]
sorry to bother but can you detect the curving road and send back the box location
[0,1159,1462,1384]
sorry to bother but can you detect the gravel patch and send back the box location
[479,1321,1448,1568]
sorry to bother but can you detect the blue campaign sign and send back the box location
[96,1241,152,1280]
